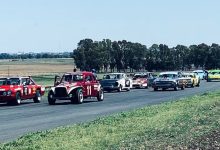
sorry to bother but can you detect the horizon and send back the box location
[1,0,220,53]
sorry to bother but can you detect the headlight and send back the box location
[7,90,12,96]
[3,92,7,96]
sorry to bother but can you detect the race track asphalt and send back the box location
[0,80,220,143]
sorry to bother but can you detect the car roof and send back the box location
[108,73,125,75]
[208,70,220,72]
[159,71,179,75]
[0,76,31,79]
[65,71,93,75]
[193,70,204,73]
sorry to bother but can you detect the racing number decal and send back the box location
[24,87,28,95]
[87,86,92,95]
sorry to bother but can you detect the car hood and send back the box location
[0,85,12,91]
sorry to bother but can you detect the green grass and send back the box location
[32,75,55,87]
[1,91,219,149]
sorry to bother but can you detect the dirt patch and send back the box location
[187,129,220,150]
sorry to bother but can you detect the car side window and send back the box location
[85,75,93,82]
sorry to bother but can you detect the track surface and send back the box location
[0,81,220,143]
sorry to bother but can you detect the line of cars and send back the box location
[0,69,220,106]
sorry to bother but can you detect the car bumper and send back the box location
[0,96,15,103]
[152,83,178,89]
[102,86,119,91]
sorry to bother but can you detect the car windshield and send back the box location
[183,75,193,78]
[0,78,20,85]
[103,74,122,79]
[133,75,147,80]
[159,74,177,78]
[62,74,83,82]
[210,72,220,75]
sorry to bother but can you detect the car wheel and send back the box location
[181,85,185,90]
[14,92,21,105]
[154,87,158,91]
[191,81,194,88]
[118,85,122,92]
[97,89,104,101]
[75,89,84,104]
[126,88,130,91]
[174,86,179,91]
[48,91,56,105]
[33,90,41,103]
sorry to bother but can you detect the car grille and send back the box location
[156,81,173,84]
[55,87,68,97]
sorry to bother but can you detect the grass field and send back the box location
[0,58,74,76]
[0,91,219,149]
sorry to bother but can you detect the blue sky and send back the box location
[0,0,220,53]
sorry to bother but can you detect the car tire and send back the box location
[33,90,41,103]
[48,91,56,105]
[126,88,130,91]
[97,89,104,101]
[174,86,179,91]
[14,92,21,105]
[181,85,185,90]
[118,85,122,92]
[191,81,194,88]
[154,87,158,91]
[75,89,84,104]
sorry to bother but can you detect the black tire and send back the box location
[174,86,178,91]
[14,92,21,105]
[191,81,194,88]
[48,91,56,105]
[118,85,122,92]
[126,88,130,91]
[162,88,166,91]
[75,89,84,104]
[154,87,158,91]
[145,85,149,89]
[33,90,41,103]
[97,89,104,101]
[181,85,185,90]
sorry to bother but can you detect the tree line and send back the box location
[73,39,220,72]
[0,52,72,59]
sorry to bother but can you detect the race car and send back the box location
[132,73,148,88]
[182,72,200,87]
[48,71,104,105]
[207,70,220,82]
[152,71,187,91]
[0,76,45,105]
[100,73,132,92]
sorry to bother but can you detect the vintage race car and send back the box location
[152,71,187,91]
[100,73,132,92]
[193,70,206,80]
[48,71,104,105]
[132,73,148,88]
[0,76,45,105]
[207,70,220,82]
[182,72,200,87]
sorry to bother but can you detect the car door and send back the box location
[22,78,34,99]
[90,74,99,97]
[83,75,92,97]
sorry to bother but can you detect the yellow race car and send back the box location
[182,72,200,87]
[207,70,220,82]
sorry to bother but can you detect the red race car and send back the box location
[132,73,148,89]
[48,71,104,105]
[0,76,45,105]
